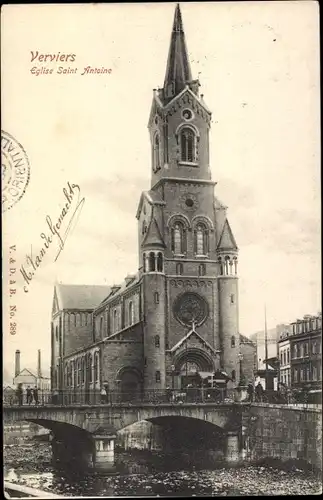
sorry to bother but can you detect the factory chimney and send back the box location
[15,350,21,378]
[37,349,42,378]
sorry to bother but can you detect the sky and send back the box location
[2,1,320,381]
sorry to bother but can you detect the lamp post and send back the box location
[171,365,175,390]
[238,352,244,385]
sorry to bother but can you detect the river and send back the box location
[4,442,321,496]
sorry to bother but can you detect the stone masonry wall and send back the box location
[243,404,322,470]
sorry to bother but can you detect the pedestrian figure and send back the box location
[16,383,23,406]
[104,383,110,404]
[100,386,106,404]
[255,382,264,403]
[247,383,254,402]
[166,386,172,402]
[33,386,39,405]
[52,389,59,405]
[26,386,32,405]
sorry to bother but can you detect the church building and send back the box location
[51,4,240,401]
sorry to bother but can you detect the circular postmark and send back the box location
[2,130,30,212]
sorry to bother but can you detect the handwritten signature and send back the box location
[20,182,85,292]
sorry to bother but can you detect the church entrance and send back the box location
[117,368,142,402]
[173,348,215,391]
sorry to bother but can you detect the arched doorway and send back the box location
[116,368,142,402]
[173,348,215,390]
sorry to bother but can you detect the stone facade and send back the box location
[50,5,241,398]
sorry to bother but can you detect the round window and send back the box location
[182,109,193,120]
[173,292,209,327]
[185,198,194,208]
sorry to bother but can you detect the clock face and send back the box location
[173,292,209,327]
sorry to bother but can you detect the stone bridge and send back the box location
[3,402,322,472]
[3,402,243,472]
[3,402,241,434]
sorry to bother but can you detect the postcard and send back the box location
[2,1,321,498]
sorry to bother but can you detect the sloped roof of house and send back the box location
[55,284,111,310]
[240,333,256,345]
[100,272,141,305]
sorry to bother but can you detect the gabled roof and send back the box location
[217,218,238,251]
[15,368,37,378]
[142,217,166,248]
[136,190,166,220]
[164,86,211,116]
[170,327,220,356]
[55,284,111,311]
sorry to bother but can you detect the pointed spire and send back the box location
[217,218,238,251]
[142,217,166,248]
[163,4,193,100]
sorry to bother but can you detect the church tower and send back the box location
[137,4,240,391]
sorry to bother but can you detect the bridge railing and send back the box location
[3,388,321,407]
[3,388,238,407]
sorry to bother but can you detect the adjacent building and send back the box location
[51,5,242,401]
[278,313,322,393]
[13,349,50,391]
[239,334,256,384]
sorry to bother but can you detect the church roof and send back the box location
[136,190,165,219]
[217,218,238,251]
[163,4,193,100]
[142,217,166,248]
[55,284,111,310]
[100,272,141,306]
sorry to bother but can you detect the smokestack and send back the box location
[37,349,42,378]
[15,350,20,378]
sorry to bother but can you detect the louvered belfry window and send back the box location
[181,127,195,162]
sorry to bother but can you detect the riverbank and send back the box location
[4,442,322,496]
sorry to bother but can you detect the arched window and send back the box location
[55,326,58,341]
[157,252,163,272]
[154,133,161,171]
[88,355,93,383]
[155,370,161,383]
[231,336,235,348]
[149,252,156,272]
[174,224,182,254]
[195,224,207,255]
[94,352,99,383]
[171,222,186,255]
[231,370,236,381]
[230,294,235,304]
[287,349,290,363]
[143,253,146,273]
[81,358,85,384]
[218,258,223,275]
[224,256,230,275]
[100,317,103,337]
[155,335,160,348]
[75,313,79,326]
[180,127,195,162]
[129,301,134,326]
[199,264,206,276]
[154,292,159,304]
[113,309,118,332]
[312,342,317,354]
[176,262,183,275]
